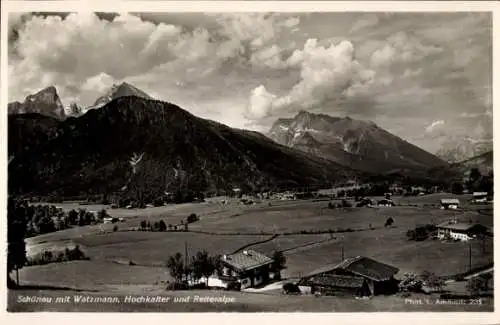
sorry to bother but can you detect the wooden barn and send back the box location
[299,256,400,297]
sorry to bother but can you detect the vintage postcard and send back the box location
[1,0,498,323]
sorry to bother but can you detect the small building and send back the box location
[377,199,395,207]
[440,198,460,210]
[356,198,375,207]
[218,250,275,289]
[437,221,489,241]
[299,256,399,297]
[473,192,488,203]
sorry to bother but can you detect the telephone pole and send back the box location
[185,241,188,282]
[469,242,472,273]
[341,246,345,261]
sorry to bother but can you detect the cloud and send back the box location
[425,120,445,133]
[247,38,375,119]
[349,14,380,34]
[9,12,303,107]
[370,31,443,67]
[246,85,276,119]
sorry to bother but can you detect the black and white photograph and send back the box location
[4,2,495,314]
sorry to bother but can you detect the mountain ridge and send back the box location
[268,111,448,175]
[8,86,65,119]
[8,96,360,200]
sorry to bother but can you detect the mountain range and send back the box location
[8,82,153,120]
[9,84,491,199]
[267,111,448,175]
[8,96,358,199]
[85,82,153,112]
[8,86,65,120]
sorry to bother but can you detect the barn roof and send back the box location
[221,249,273,272]
[440,198,460,204]
[304,275,365,289]
[304,256,399,282]
[437,222,487,231]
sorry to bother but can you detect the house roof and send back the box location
[304,274,365,289]
[440,198,460,204]
[473,192,488,196]
[221,249,273,272]
[437,222,486,231]
[304,256,399,282]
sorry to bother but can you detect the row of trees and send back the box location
[166,250,222,287]
[406,224,437,241]
[399,270,493,296]
[20,204,108,238]
[26,245,89,266]
[7,198,111,287]
[138,214,200,232]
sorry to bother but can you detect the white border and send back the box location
[1,1,498,325]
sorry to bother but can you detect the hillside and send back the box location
[268,111,448,174]
[8,113,60,159]
[453,150,493,175]
[8,97,359,200]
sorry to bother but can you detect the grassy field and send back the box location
[13,194,493,312]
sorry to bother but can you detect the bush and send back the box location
[158,220,167,231]
[282,283,301,294]
[113,225,118,232]
[187,213,199,224]
[226,281,241,291]
[166,281,189,290]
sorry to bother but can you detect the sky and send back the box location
[7,11,492,153]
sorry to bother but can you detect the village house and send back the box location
[217,250,275,289]
[437,220,489,241]
[298,256,400,297]
[440,198,460,210]
[377,198,395,207]
[472,192,488,204]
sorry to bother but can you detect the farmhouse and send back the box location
[473,192,488,203]
[299,256,400,297]
[437,221,489,241]
[218,250,275,289]
[377,199,395,207]
[440,198,460,210]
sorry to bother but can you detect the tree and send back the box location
[77,209,88,226]
[97,209,108,222]
[67,209,78,225]
[7,197,27,287]
[467,277,486,296]
[191,250,219,285]
[158,220,167,232]
[187,213,199,224]
[420,271,444,292]
[140,220,147,230]
[467,168,482,191]
[451,182,464,195]
[480,273,493,291]
[385,217,394,228]
[271,251,286,280]
[166,252,185,284]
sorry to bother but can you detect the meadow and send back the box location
[11,193,494,311]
